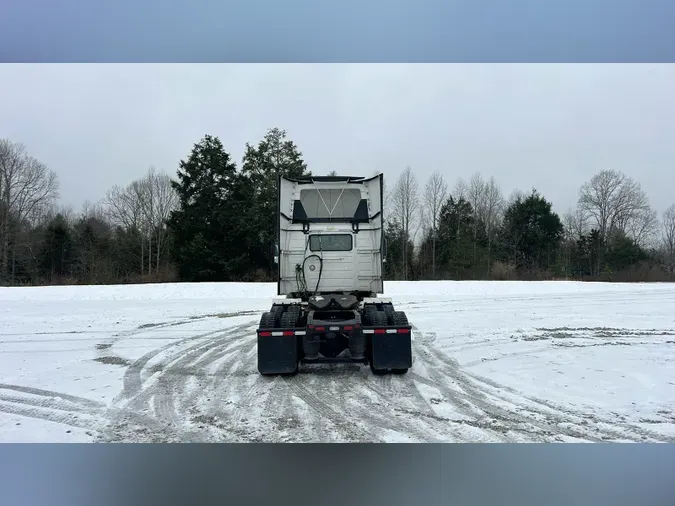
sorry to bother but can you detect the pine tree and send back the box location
[38,214,74,282]
[437,196,477,278]
[499,190,563,271]
[167,135,245,281]
[241,128,310,276]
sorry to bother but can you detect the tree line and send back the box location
[1,130,674,286]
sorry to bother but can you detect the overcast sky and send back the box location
[1,64,673,216]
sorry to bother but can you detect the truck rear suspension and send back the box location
[256,300,412,376]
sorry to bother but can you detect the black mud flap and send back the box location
[257,331,299,375]
[370,330,413,370]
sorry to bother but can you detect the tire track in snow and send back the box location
[133,320,384,443]
[111,317,296,443]
[95,319,258,442]
[177,326,269,442]
[0,385,104,430]
[288,366,397,442]
[281,376,381,442]
[117,320,254,402]
[120,326,251,408]
[410,326,675,442]
[408,327,604,442]
[176,332,266,442]
[89,309,673,443]
[0,384,105,408]
[461,367,675,443]
[316,364,475,443]
[199,337,382,442]
[0,385,173,440]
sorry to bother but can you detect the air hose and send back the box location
[302,254,323,295]
[295,235,324,297]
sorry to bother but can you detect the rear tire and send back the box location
[259,311,277,328]
[383,304,395,324]
[391,311,409,326]
[363,305,377,325]
[270,305,285,326]
[392,368,408,375]
[370,310,388,327]
[280,310,299,329]
[258,310,298,376]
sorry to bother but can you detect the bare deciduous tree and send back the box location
[452,173,505,277]
[505,189,527,212]
[0,139,59,281]
[560,207,588,278]
[626,206,658,248]
[104,167,178,276]
[147,168,179,273]
[453,178,468,201]
[563,208,587,240]
[482,176,505,275]
[378,171,391,223]
[423,171,447,278]
[662,204,675,275]
[466,174,485,273]
[105,184,143,231]
[105,178,146,272]
[578,169,650,243]
[391,166,419,280]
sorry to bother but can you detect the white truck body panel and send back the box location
[276,174,384,297]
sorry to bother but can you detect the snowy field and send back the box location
[1,280,674,443]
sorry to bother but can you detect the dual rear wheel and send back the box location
[259,306,301,377]
[259,304,410,376]
[366,306,410,375]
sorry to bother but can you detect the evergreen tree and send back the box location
[437,196,478,278]
[167,135,246,281]
[241,128,310,276]
[73,215,115,283]
[38,214,75,282]
[383,219,414,280]
[500,190,563,272]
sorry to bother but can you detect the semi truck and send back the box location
[256,173,413,376]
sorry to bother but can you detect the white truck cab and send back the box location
[276,174,385,298]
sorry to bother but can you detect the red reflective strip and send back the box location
[398,328,410,333]
[343,326,353,331]
[315,326,325,331]
[307,325,314,329]
[374,329,386,334]
[259,331,271,337]
[355,323,361,329]
[283,331,294,336]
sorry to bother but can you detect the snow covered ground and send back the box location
[1,280,674,443]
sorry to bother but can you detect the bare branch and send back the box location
[452,178,468,201]
[0,138,60,278]
[662,204,675,273]
[423,171,448,237]
[562,207,587,241]
[422,171,447,278]
[104,183,143,230]
[506,189,527,209]
[578,169,650,242]
[391,166,420,279]
[482,176,505,241]
[626,206,658,248]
